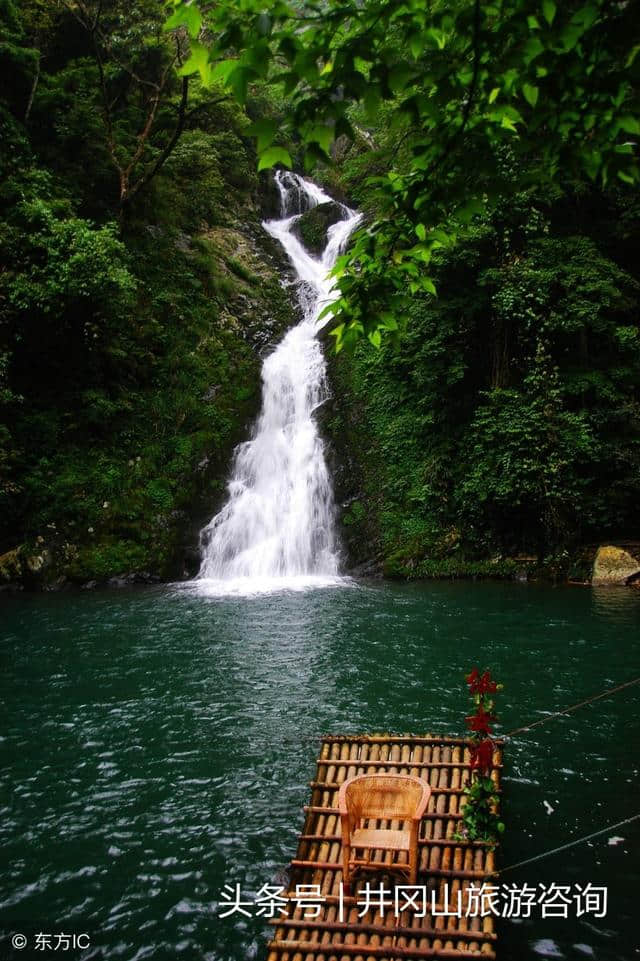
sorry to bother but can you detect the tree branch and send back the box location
[184,96,230,123]
[125,76,190,207]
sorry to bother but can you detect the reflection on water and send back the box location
[1,581,639,961]
[591,585,640,623]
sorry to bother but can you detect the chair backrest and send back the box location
[339,774,429,821]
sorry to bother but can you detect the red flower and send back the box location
[466,667,498,696]
[479,671,498,695]
[465,667,480,691]
[465,708,495,735]
[470,739,495,773]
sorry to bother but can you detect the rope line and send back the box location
[278,674,640,745]
[272,676,640,744]
[504,675,640,737]
[493,812,640,876]
[5,678,639,773]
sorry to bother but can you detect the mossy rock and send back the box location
[194,224,296,349]
[0,546,23,582]
[65,539,151,582]
[592,544,640,585]
[293,202,345,255]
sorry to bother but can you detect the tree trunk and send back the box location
[491,317,510,388]
[24,52,41,124]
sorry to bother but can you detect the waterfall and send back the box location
[197,171,361,592]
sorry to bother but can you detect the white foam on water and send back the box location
[192,574,356,597]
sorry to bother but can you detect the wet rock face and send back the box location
[592,545,640,585]
[292,202,346,256]
[259,170,284,220]
[198,220,297,352]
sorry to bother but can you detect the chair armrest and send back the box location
[413,783,432,821]
[338,779,349,817]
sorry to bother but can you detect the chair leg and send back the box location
[342,841,351,896]
[409,828,418,884]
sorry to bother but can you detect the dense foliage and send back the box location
[0,0,293,583]
[167,0,640,348]
[326,131,640,572]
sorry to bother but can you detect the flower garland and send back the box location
[457,667,505,843]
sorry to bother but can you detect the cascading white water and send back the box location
[197,171,361,593]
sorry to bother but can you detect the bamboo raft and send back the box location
[267,734,503,961]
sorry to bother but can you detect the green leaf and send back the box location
[501,68,519,93]
[413,245,431,264]
[489,104,524,130]
[177,41,211,84]
[559,24,583,52]
[257,146,292,171]
[329,323,345,352]
[308,124,333,153]
[523,36,544,64]
[241,40,270,78]
[571,3,599,30]
[542,0,556,25]
[304,142,330,168]
[522,83,539,107]
[389,65,413,94]
[581,147,601,180]
[210,58,238,85]
[415,223,426,241]
[247,118,278,153]
[409,33,424,59]
[489,87,500,104]
[228,66,251,103]
[319,301,337,322]
[626,44,640,68]
[617,115,640,135]
[164,3,202,39]
[425,28,447,50]
[455,197,483,223]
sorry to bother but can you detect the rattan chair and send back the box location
[338,773,431,892]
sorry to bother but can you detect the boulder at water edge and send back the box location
[591,545,640,586]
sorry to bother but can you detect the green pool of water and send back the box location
[1,581,639,960]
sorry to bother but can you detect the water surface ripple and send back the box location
[1,581,639,960]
